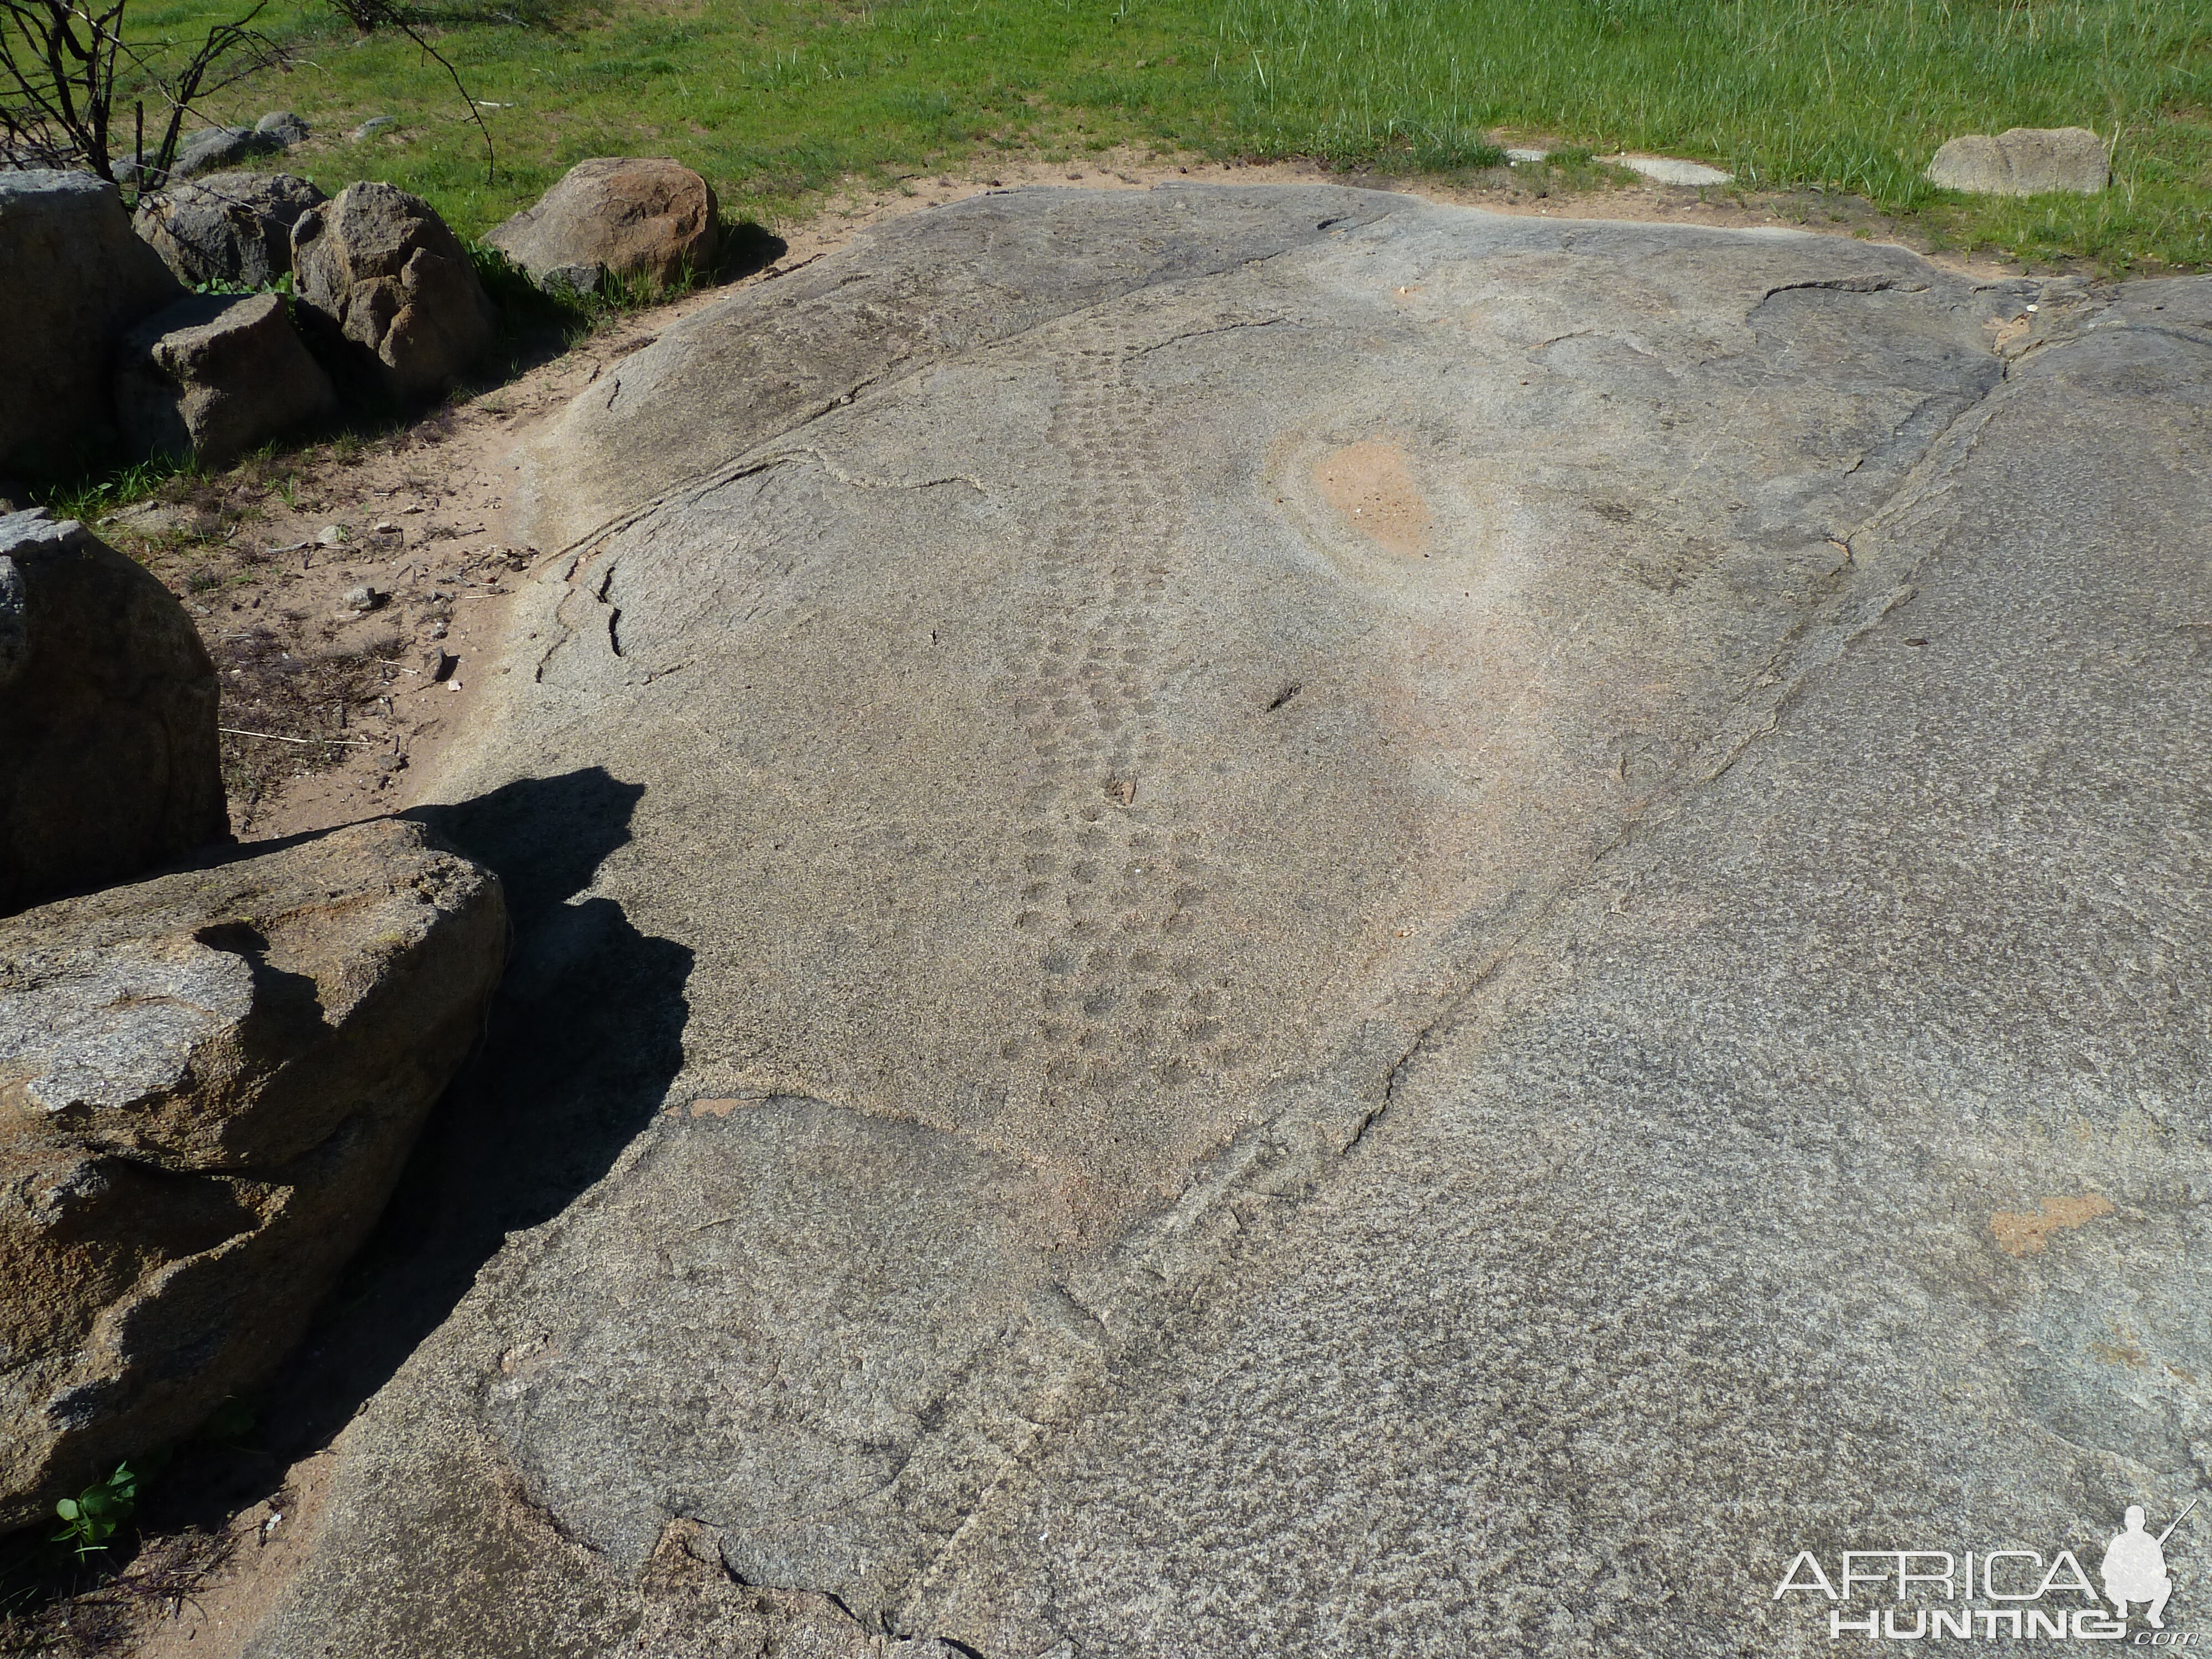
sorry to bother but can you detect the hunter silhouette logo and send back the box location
[1774,1500,2200,1641]
[2105,1501,2195,1630]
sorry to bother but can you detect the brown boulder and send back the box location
[0,817,506,1533]
[291,182,499,400]
[117,291,339,466]
[486,157,717,294]
[0,509,225,916]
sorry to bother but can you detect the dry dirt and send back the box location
[8,144,2053,1659]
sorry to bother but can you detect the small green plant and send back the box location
[51,1463,138,1559]
[191,271,296,298]
[36,451,195,525]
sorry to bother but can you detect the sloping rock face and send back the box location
[1928,126,2109,195]
[0,818,505,1535]
[0,172,182,473]
[0,509,225,916]
[243,191,2211,1657]
[133,171,327,288]
[291,181,498,400]
[485,156,718,294]
[117,291,337,465]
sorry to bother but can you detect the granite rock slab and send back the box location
[239,189,2210,1657]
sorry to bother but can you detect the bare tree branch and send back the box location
[0,0,282,189]
[325,0,494,182]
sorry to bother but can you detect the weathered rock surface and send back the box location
[0,509,225,916]
[291,181,498,400]
[234,190,2210,1657]
[0,171,182,473]
[133,170,327,288]
[485,156,718,294]
[1928,125,2109,195]
[117,291,337,466]
[1617,152,1733,185]
[0,817,505,1535]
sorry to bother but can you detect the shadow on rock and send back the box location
[401,766,693,1246]
[141,767,692,1530]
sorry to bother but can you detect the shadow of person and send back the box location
[148,768,693,1521]
[400,766,695,1247]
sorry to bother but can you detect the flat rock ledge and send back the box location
[219,187,2210,1658]
[0,817,505,1534]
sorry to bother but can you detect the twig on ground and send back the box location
[219,727,379,746]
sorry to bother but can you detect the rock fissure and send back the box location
[762,444,994,497]
[1115,314,1293,362]
[1755,273,1926,302]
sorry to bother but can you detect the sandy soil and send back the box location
[18,145,2057,1659]
[97,294,728,846]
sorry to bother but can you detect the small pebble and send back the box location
[341,585,383,613]
[315,524,346,547]
[426,648,457,681]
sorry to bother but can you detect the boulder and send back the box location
[0,509,225,916]
[253,110,310,148]
[116,292,338,466]
[291,181,499,400]
[485,156,717,293]
[133,170,327,288]
[0,817,507,1535]
[170,125,284,180]
[1927,126,2108,195]
[0,171,183,473]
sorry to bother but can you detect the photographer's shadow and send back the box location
[247,766,693,1462]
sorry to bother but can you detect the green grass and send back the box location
[104,0,2212,270]
[1217,0,2211,269]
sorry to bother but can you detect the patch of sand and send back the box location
[1312,440,1432,556]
